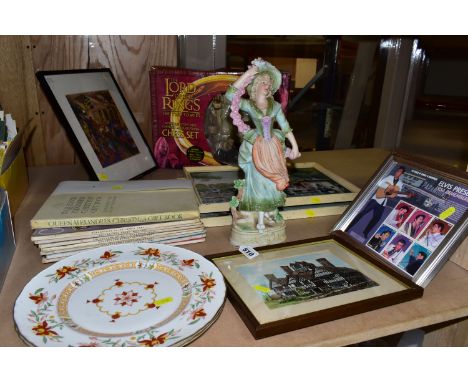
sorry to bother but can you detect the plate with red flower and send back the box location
[14,243,225,347]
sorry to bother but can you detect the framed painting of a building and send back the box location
[208,234,422,339]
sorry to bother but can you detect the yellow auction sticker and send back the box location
[97,173,109,181]
[439,207,456,220]
[306,209,315,217]
[254,285,270,293]
[112,185,124,190]
[310,197,321,204]
[155,297,173,306]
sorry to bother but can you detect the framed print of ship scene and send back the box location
[36,69,156,181]
[184,162,359,213]
[334,152,468,287]
[209,237,422,339]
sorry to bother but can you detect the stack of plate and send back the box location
[14,243,225,347]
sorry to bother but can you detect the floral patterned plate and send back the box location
[14,243,225,347]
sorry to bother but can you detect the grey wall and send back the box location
[424,59,468,97]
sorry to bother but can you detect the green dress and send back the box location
[225,85,292,212]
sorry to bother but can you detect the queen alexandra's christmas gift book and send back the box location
[150,66,290,169]
[30,179,199,229]
[30,179,205,262]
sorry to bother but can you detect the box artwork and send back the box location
[150,67,290,168]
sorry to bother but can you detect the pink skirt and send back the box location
[252,135,289,191]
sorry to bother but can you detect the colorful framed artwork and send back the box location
[184,162,360,213]
[334,152,468,287]
[36,69,156,181]
[208,235,422,339]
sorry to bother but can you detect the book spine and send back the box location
[41,226,205,247]
[41,236,207,263]
[33,219,202,238]
[149,69,160,159]
[40,232,207,255]
[39,227,206,250]
[200,205,349,227]
[31,210,200,229]
[281,205,348,220]
[32,219,201,238]
[32,221,204,243]
[201,215,232,227]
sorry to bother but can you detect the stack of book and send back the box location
[30,179,205,263]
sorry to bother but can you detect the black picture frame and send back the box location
[36,69,156,180]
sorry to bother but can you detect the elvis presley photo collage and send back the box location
[346,163,467,277]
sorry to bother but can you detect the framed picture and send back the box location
[36,69,156,180]
[184,162,360,213]
[334,152,468,287]
[208,234,422,339]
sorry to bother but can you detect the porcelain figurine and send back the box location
[225,58,300,246]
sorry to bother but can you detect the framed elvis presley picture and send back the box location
[207,152,467,339]
[333,152,468,287]
[36,69,156,181]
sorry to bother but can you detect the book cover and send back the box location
[0,111,5,141]
[31,180,199,229]
[150,66,290,168]
[0,189,16,291]
[31,219,202,243]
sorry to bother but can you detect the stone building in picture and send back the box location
[264,258,378,302]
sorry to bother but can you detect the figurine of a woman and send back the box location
[225,58,300,246]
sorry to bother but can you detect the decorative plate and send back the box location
[14,243,225,347]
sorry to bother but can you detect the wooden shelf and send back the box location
[1,148,467,346]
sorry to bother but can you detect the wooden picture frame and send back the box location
[208,233,423,339]
[184,162,360,213]
[36,69,156,181]
[334,152,468,287]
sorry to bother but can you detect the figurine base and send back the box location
[230,220,286,247]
